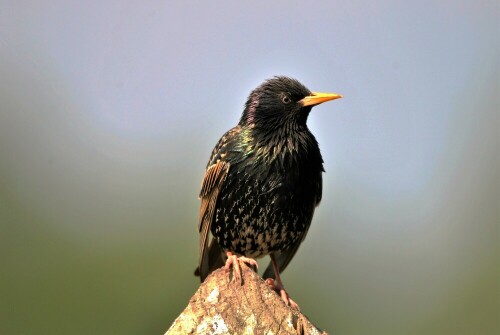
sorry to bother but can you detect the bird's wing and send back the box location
[197,159,230,280]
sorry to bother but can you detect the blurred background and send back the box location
[0,1,498,334]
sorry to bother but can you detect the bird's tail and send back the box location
[194,238,226,281]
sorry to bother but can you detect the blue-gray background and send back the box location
[0,1,498,334]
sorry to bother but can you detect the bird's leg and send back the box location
[265,254,300,310]
[224,251,258,284]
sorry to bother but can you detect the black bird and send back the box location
[195,76,342,307]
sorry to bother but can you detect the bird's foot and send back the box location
[265,278,300,310]
[224,251,258,284]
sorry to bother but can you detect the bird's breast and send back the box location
[211,145,322,258]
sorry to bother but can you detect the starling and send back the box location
[195,76,342,307]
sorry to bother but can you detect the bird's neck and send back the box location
[240,123,317,164]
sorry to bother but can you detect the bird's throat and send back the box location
[242,125,315,166]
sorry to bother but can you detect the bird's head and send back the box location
[239,76,342,132]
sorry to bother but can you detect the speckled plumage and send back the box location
[196,76,340,282]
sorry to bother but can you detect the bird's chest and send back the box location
[211,154,320,257]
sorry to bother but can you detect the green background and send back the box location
[1,1,498,334]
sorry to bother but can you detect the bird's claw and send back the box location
[225,252,258,284]
[265,278,300,310]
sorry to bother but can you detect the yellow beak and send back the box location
[299,92,343,107]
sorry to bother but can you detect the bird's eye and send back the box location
[281,94,291,104]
